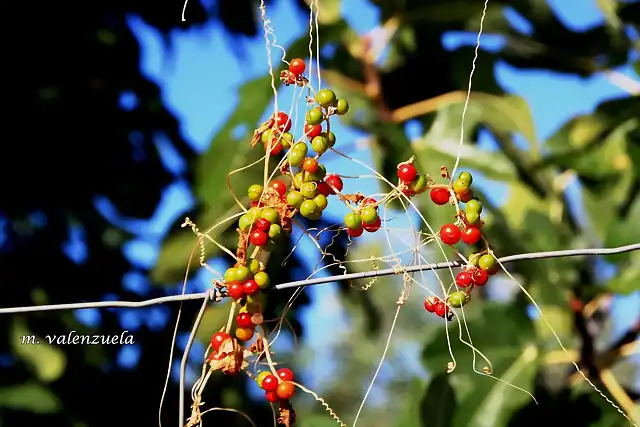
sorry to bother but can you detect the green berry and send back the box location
[248,184,264,202]
[448,291,468,308]
[344,212,362,230]
[234,266,250,282]
[224,268,237,283]
[268,223,282,240]
[316,89,337,108]
[306,108,324,125]
[261,129,274,145]
[409,175,428,194]
[248,258,261,275]
[308,164,326,181]
[287,191,304,208]
[301,182,318,199]
[281,132,293,149]
[336,98,349,115]
[254,271,270,288]
[360,206,378,224]
[465,210,479,224]
[261,207,279,224]
[469,253,481,267]
[300,200,319,218]
[293,172,304,189]
[478,254,496,272]
[458,172,473,185]
[288,150,304,167]
[313,194,328,210]
[466,199,482,213]
[452,179,469,194]
[238,213,254,232]
[311,135,329,154]
[292,141,308,156]
[324,131,336,147]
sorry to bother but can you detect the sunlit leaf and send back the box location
[10,319,66,383]
[0,382,60,414]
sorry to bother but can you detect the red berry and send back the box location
[243,279,260,296]
[325,174,343,193]
[304,123,322,139]
[397,163,417,182]
[265,390,279,403]
[208,351,227,361]
[461,226,481,245]
[255,218,271,232]
[363,216,381,232]
[430,188,450,205]
[316,181,331,196]
[455,271,472,288]
[303,157,319,173]
[470,268,488,286]
[227,283,245,300]
[362,197,378,208]
[277,368,295,382]
[274,112,291,133]
[459,190,474,203]
[236,312,253,328]
[439,223,461,245]
[289,58,306,75]
[347,226,363,237]
[250,230,269,247]
[276,381,296,400]
[269,180,287,196]
[251,201,264,208]
[434,302,446,317]
[265,139,283,156]
[423,296,439,312]
[210,331,231,351]
[261,374,278,391]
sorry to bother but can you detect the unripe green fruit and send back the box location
[238,214,254,232]
[308,164,326,181]
[301,182,318,199]
[468,253,481,267]
[261,129,273,145]
[261,207,279,224]
[311,135,329,154]
[478,254,496,272]
[268,224,282,239]
[248,184,264,202]
[458,172,473,185]
[254,271,270,288]
[452,179,469,194]
[292,141,308,156]
[248,258,261,275]
[410,175,428,194]
[316,89,337,108]
[324,131,336,147]
[360,206,378,224]
[307,210,322,220]
[234,266,250,282]
[293,172,304,189]
[313,194,328,210]
[281,132,293,149]
[224,268,237,283]
[465,210,480,224]
[306,108,324,125]
[288,150,304,167]
[336,98,349,115]
[344,212,363,230]
[466,199,482,213]
[300,200,319,218]
[287,191,304,208]
[448,291,468,308]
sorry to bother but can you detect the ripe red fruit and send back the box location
[210,331,231,351]
[274,112,291,133]
[439,223,461,245]
[277,368,295,382]
[423,296,439,312]
[250,230,269,247]
[303,157,319,173]
[325,174,343,193]
[261,374,278,391]
[289,58,306,75]
[316,181,331,196]
[243,279,260,296]
[265,139,283,156]
[362,197,378,207]
[434,302,447,317]
[470,268,489,286]
[347,226,363,237]
[227,283,245,300]
[430,188,450,205]
[265,390,279,403]
[397,163,417,182]
[363,216,381,232]
[255,218,271,232]
[461,226,481,245]
[455,271,472,288]
[276,381,296,400]
[236,312,253,328]
[304,123,322,139]
[269,180,287,196]
[250,201,263,208]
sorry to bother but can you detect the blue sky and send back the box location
[65,0,640,390]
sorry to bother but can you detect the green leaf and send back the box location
[11,318,66,383]
[421,374,456,427]
[596,0,622,30]
[604,251,640,295]
[303,0,341,25]
[0,382,60,414]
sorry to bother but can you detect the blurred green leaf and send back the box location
[0,382,60,414]
[421,374,456,427]
[596,0,622,30]
[306,0,341,25]
[11,319,66,383]
[604,251,640,295]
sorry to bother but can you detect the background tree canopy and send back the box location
[0,0,639,426]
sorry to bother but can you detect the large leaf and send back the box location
[10,318,66,383]
[0,383,60,414]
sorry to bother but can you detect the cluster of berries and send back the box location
[256,368,297,402]
[397,160,430,196]
[342,197,381,237]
